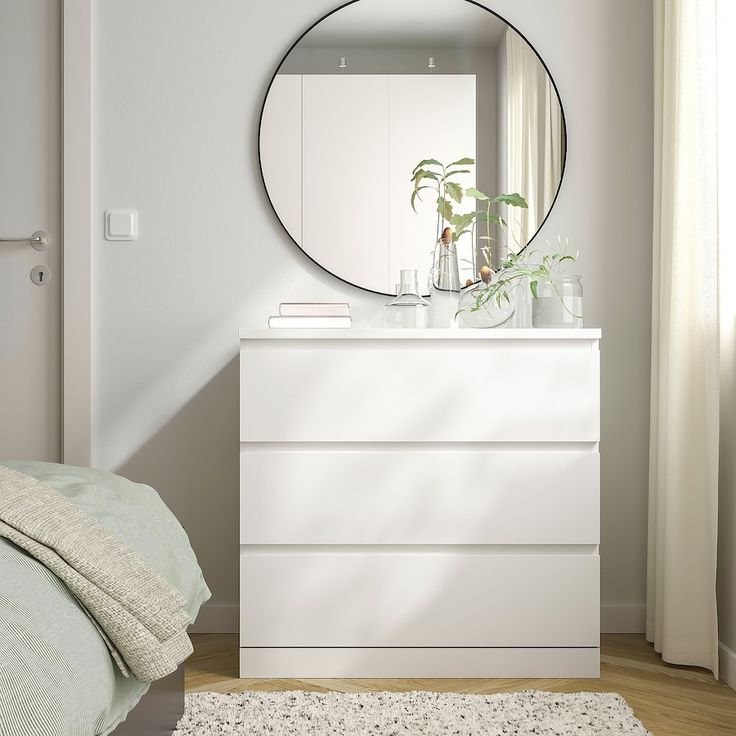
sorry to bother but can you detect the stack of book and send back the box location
[268,302,352,329]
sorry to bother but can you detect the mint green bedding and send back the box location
[0,461,210,736]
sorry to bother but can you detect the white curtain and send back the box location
[647,0,720,675]
[716,0,736,680]
[505,29,563,250]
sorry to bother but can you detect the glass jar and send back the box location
[532,274,583,328]
[384,269,429,328]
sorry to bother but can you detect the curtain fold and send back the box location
[505,29,563,250]
[647,0,719,675]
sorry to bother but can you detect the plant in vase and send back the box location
[456,235,584,328]
[410,157,527,326]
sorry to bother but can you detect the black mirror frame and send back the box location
[257,0,568,297]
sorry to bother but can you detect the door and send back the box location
[388,75,476,289]
[300,74,476,294]
[0,0,61,461]
[302,75,390,292]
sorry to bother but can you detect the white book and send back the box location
[279,302,350,317]
[268,315,352,329]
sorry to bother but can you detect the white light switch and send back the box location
[105,209,138,240]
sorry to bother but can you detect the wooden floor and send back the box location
[187,634,735,736]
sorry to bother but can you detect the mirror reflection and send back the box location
[260,0,566,295]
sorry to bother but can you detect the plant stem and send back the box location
[549,278,583,319]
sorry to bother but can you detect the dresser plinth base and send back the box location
[239,647,600,679]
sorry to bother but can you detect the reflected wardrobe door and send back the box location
[388,74,476,290]
[302,75,390,292]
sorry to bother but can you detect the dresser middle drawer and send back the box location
[241,448,599,545]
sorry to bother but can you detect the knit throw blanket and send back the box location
[0,464,193,682]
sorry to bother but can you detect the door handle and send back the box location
[0,230,51,251]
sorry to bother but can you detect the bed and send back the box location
[0,460,210,736]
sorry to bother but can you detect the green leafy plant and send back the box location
[465,188,527,263]
[410,157,528,277]
[457,235,580,319]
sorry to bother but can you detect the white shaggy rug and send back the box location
[173,690,651,735]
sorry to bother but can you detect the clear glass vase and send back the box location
[532,274,583,328]
[429,229,461,327]
[457,273,516,328]
[384,269,429,328]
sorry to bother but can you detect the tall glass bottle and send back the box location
[429,227,461,327]
[384,269,429,328]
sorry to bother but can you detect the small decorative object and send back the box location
[279,302,350,317]
[457,266,515,328]
[338,56,347,71]
[384,269,429,328]
[532,273,583,328]
[427,56,436,72]
[456,236,582,329]
[268,302,352,328]
[410,156,528,327]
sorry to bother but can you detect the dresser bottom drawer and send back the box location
[240,550,599,648]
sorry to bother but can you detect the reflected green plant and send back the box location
[410,157,527,279]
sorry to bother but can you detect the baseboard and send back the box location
[190,602,239,633]
[720,641,736,691]
[601,604,646,633]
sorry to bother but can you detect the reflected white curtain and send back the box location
[505,29,563,250]
[647,0,719,675]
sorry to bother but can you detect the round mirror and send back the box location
[259,0,566,296]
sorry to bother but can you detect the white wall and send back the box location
[92,0,653,631]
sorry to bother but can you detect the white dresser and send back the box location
[239,328,601,678]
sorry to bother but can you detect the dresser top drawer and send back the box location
[240,342,599,443]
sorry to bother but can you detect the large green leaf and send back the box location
[444,169,471,179]
[412,159,443,175]
[447,157,475,167]
[465,187,489,200]
[410,185,434,212]
[445,182,463,203]
[450,211,477,233]
[436,197,454,221]
[411,169,439,183]
[475,212,505,226]
[492,192,528,208]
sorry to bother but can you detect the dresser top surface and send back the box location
[240,328,601,341]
